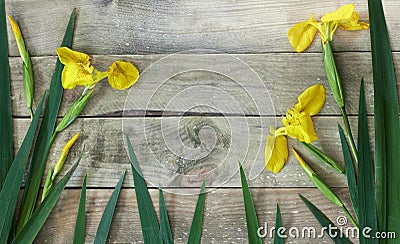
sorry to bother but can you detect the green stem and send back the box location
[50,131,57,146]
[341,205,358,228]
[340,107,358,165]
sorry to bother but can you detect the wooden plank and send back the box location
[5,0,394,55]
[34,188,357,243]
[15,116,369,188]
[10,53,400,117]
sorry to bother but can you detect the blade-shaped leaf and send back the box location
[302,142,344,174]
[93,171,125,244]
[187,181,206,244]
[73,174,87,244]
[16,9,77,233]
[274,203,284,244]
[125,136,162,243]
[159,188,173,244]
[0,93,46,243]
[0,0,13,190]
[12,154,81,243]
[338,125,358,218]
[299,194,351,244]
[357,81,378,243]
[368,0,400,235]
[239,164,262,244]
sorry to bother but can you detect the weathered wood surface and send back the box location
[15,116,371,188]
[5,0,391,242]
[10,52,400,117]
[34,188,355,243]
[5,0,398,55]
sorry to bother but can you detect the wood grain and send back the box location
[5,0,393,55]
[33,187,356,243]
[14,116,371,188]
[9,52,400,117]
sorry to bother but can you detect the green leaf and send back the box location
[12,154,81,243]
[0,93,46,243]
[299,194,351,244]
[93,171,125,244]
[55,90,93,134]
[159,188,174,244]
[274,203,284,244]
[302,142,344,174]
[125,136,162,243]
[368,0,400,236]
[338,125,358,218]
[16,9,77,233]
[187,181,206,244]
[293,149,358,227]
[73,174,87,244]
[239,163,262,244]
[357,81,378,243]
[0,0,13,190]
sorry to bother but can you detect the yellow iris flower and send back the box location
[56,47,139,90]
[288,4,369,52]
[265,84,326,173]
[107,61,140,90]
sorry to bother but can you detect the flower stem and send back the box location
[340,106,358,165]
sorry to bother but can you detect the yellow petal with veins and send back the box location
[287,15,319,52]
[265,127,289,173]
[339,11,370,30]
[62,63,95,89]
[295,84,326,116]
[56,47,91,66]
[321,4,354,23]
[282,110,318,143]
[107,61,139,90]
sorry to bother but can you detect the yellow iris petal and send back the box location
[107,61,139,90]
[287,15,319,52]
[295,84,326,116]
[282,111,318,143]
[265,127,289,173]
[320,4,354,23]
[282,108,318,143]
[62,63,95,89]
[56,47,91,67]
[339,11,370,30]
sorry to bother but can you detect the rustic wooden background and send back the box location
[6,0,400,243]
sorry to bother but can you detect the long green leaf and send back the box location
[73,174,87,244]
[368,0,400,236]
[16,9,77,233]
[187,181,206,244]
[12,154,81,243]
[302,142,344,174]
[93,171,125,244]
[357,81,378,243]
[299,194,351,244]
[126,136,162,243]
[0,0,13,190]
[159,188,174,244]
[338,125,358,218]
[239,164,262,244]
[274,203,284,244]
[0,93,45,243]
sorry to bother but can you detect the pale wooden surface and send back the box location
[5,0,394,243]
